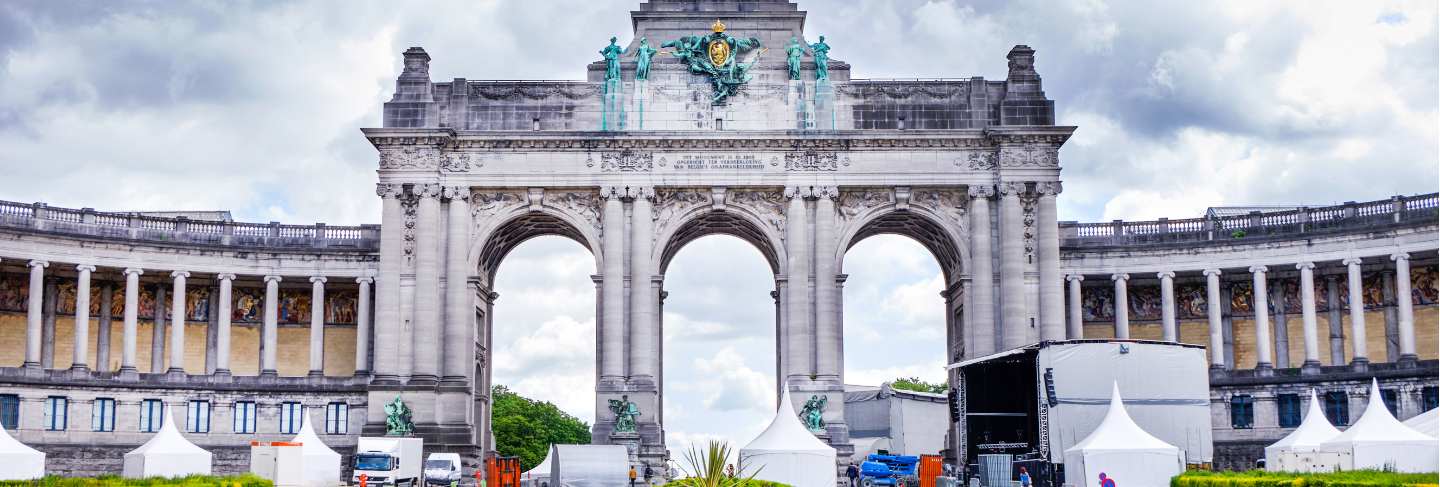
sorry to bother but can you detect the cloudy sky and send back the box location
[2,0,1436,456]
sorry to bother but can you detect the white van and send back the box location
[423,452,463,486]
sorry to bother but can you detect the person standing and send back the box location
[845,462,860,486]
[643,464,654,485]
[1018,466,1031,487]
[628,465,637,487]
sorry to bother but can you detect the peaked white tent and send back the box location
[0,421,44,480]
[1062,382,1183,487]
[1402,407,1438,438]
[1319,380,1438,473]
[123,404,213,478]
[1265,389,1342,472]
[521,445,554,487]
[739,385,837,487]
[290,410,342,486]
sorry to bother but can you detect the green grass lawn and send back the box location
[0,474,272,486]
[1173,470,1439,487]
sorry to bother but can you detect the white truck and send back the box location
[423,452,463,486]
[353,437,424,486]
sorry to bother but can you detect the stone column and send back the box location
[997,182,1027,349]
[1065,275,1084,339]
[630,186,657,382]
[261,275,281,377]
[814,187,840,381]
[1036,182,1064,341]
[308,276,327,377]
[1297,262,1321,370]
[1391,253,1417,363]
[1325,275,1344,366]
[443,186,472,384]
[355,276,373,376]
[412,183,443,384]
[373,183,405,384]
[1204,269,1224,369]
[1158,271,1177,342]
[215,274,234,377]
[71,264,96,372]
[600,187,625,383]
[968,186,996,356]
[97,282,113,372]
[1111,273,1130,339]
[168,270,190,374]
[41,279,56,369]
[120,268,143,375]
[784,186,810,380]
[1343,257,1368,366]
[24,260,47,369]
[151,284,166,373]
[1250,266,1273,370]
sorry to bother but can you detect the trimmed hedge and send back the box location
[1172,470,1439,487]
[0,474,272,486]
[662,480,790,487]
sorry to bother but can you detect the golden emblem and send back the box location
[708,39,730,66]
[711,19,726,33]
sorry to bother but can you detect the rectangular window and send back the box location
[1230,395,1254,429]
[1424,386,1438,412]
[139,399,164,433]
[1325,391,1349,426]
[186,400,211,433]
[0,395,17,430]
[92,398,116,432]
[278,402,303,435]
[325,402,349,435]
[43,397,68,431]
[1276,394,1301,428]
[233,401,257,434]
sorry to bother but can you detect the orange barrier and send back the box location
[918,454,943,487]
[485,453,523,487]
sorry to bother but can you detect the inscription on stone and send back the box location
[670,154,765,170]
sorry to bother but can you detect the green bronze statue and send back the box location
[660,19,764,103]
[609,395,641,433]
[785,37,805,81]
[384,396,414,436]
[631,37,657,81]
[810,35,831,81]
[799,394,826,432]
[600,36,624,81]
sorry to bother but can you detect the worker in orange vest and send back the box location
[628,465,638,486]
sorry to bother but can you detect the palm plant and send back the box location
[671,440,762,487]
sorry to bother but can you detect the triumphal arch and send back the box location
[362,0,1070,467]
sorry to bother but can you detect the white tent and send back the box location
[1402,407,1438,438]
[1062,382,1184,487]
[123,404,213,478]
[1264,389,1342,472]
[739,386,837,487]
[548,444,629,486]
[290,410,342,487]
[521,445,554,487]
[1319,380,1439,473]
[0,421,44,480]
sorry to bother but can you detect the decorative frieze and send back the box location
[957,150,999,170]
[379,146,441,170]
[998,146,1059,167]
[837,190,893,220]
[441,152,483,172]
[784,150,847,171]
[591,150,655,172]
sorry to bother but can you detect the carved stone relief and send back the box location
[550,191,603,233]
[726,189,786,238]
[401,195,418,263]
[784,150,848,171]
[837,190,893,221]
[590,150,655,172]
[653,189,709,226]
[469,190,526,230]
[441,152,485,172]
[911,189,970,236]
[1021,190,1038,262]
[999,146,1059,167]
[956,150,998,170]
[379,146,441,170]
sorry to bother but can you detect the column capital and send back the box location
[814,185,839,200]
[1157,271,1176,279]
[783,186,810,199]
[997,181,1027,196]
[27,260,48,269]
[375,183,404,199]
[355,276,375,284]
[1295,262,1316,271]
[170,270,191,279]
[415,183,442,199]
[264,275,283,283]
[967,185,995,199]
[1390,252,1410,262]
[123,267,144,276]
[1035,181,1063,196]
[309,276,328,284]
[1066,274,1085,282]
[1203,268,1222,277]
[75,264,97,273]
[1249,265,1268,274]
[625,185,655,200]
[1111,273,1129,282]
[441,185,471,201]
[1342,257,1364,266]
[216,273,236,281]
[600,186,625,200]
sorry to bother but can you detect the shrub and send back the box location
[1171,470,1438,487]
[0,474,272,486]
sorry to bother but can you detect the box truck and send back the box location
[353,437,424,486]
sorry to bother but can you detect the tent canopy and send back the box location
[1322,380,1435,445]
[1267,389,1340,452]
[1319,379,1438,473]
[1065,383,1182,454]
[290,411,342,487]
[1403,407,1438,438]
[0,421,44,480]
[740,385,837,487]
[1063,382,1184,487]
[123,405,213,478]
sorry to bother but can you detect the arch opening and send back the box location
[478,212,595,286]
[659,210,782,276]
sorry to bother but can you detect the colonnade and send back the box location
[965,182,1064,358]
[3,257,374,378]
[1064,252,1425,371]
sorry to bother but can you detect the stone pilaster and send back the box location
[784,186,811,380]
[1297,262,1321,372]
[628,186,657,383]
[309,276,327,377]
[96,282,113,373]
[1343,257,1368,368]
[442,186,472,385]
[600,186,626,383]
[411,183,443,384]
[373,183,405,384]
[1325,274,1344,366]
[1250,265,1273,372]
[1158,270,1177,342]
[997,182,1027,350]
[1036,182,1064,341]
[150,283,165,374]
[1065,274,1084,339]
[967,185,996,356]
[1111,273,1130,339]
[71,264,96,373]
[813,186,840,381]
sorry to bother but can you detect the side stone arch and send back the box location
[652,187,788,275]
[468,188,605,287]
[831,187,970,283]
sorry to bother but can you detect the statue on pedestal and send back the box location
[600,37,624,81]
[799,394,827,432]
[609,395,641,433]
[810,35,831,81]
[632,37,658,81]
[384,396,414,436]
[785,37,806,81]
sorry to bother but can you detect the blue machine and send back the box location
[859,453,920,487]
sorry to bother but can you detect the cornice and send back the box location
[360,127,1076,152]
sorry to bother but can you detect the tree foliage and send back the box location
[492,385,592,472]
[890,376,947,394]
